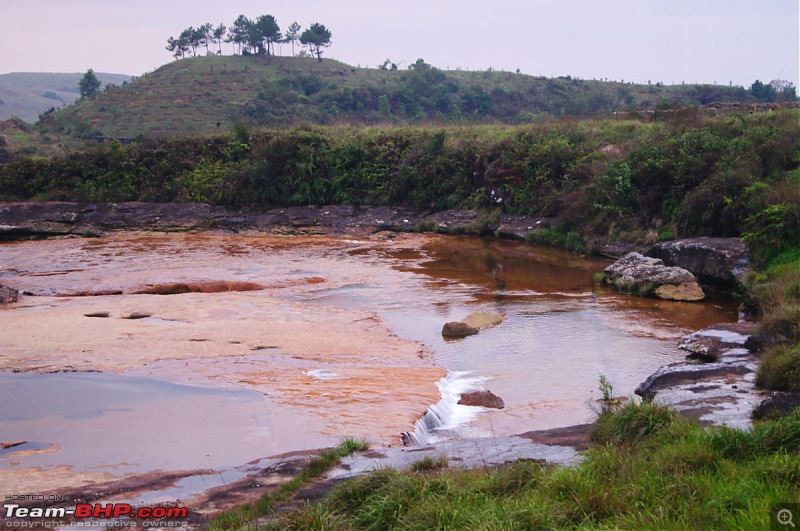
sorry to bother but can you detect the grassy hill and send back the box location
[0,72,132,122]
[38,55,757,138]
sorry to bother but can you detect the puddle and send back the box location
[0,372,332,477]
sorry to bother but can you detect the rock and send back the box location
[461,311,504,330]
[458,390,505,409]
[122,312,152,320]
[0,283,19,303]
[744,333,791,353]
[648,237,750,285]
[84,311,110,318]
[604,252,705,301]
[752,392,800,419]
[441,321,479,338]
[636,324,762,429]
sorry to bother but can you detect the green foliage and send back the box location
[5,111,798,261]
[409,456,449,472]
[37,55,773,138]
[300,23,332,60]
[757,343,800,393]
[259,403,800,530]
[78,69,101,99]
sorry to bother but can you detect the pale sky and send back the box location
[2,0,798,88]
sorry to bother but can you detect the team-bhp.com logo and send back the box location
[3,501,189,528]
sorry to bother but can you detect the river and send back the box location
[0,232,736,494]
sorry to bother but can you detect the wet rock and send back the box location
[604,252,705,301]
[136,281,264,295]
[679,323,754,362]
[441,321,479,338]
[458,390,505,409]
[0,283,19,303]
[648,237,750,285]
[122,312,152,320]
[636,324,763,429]
[495,215,553,240]
[752,392,800,419]
[461,311,504,330]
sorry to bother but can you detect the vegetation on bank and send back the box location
[207,401,797,530]
[4,110,797,255]
[208,438,368,530]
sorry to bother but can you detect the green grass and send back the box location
[35,54,762,139]
[206,437,368,530]
[259,403,800,530]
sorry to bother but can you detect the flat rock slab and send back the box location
[636,323,767,429]
[0,202,561,241]
[328,434,581,481]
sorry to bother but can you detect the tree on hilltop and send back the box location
[212,23,227,54]
[79,69,101,99]
[300,23,332,61]
[227,15,254,55]
[255,15,281,56]
[284,22,301,56]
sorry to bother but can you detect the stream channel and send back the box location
[0,232,736,497]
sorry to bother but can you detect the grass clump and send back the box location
[207,437,368,531]
[750,258,800,392]
[263,403,800,530]
[409,455,449,472]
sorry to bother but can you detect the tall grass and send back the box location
[259,404,800,530]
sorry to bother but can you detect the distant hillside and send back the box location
[0,72,133,122]
[39,55,761,138]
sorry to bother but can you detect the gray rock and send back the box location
[648,237,750,285]
[636,323,763,429]
[604,252,705,301]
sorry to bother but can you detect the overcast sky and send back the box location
[2,0,798,88]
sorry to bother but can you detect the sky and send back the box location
[2,0,798,88]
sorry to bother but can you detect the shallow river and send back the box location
[0,232,736,493]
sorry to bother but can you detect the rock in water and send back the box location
[461,311,504,330]
[604,252,705,301]
[442,321,479,338]
[458,390,505,409]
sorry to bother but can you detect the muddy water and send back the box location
[0,232,737,494]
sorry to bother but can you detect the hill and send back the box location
[38,55,760,138]
[0,72,133,122]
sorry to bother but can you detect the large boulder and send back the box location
[648,237,750,285]
[604,252,705,301]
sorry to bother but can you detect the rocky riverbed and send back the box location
[1,201,766,522]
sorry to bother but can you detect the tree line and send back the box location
[166,16,331,61]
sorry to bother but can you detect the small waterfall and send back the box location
[402,371,486,446]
